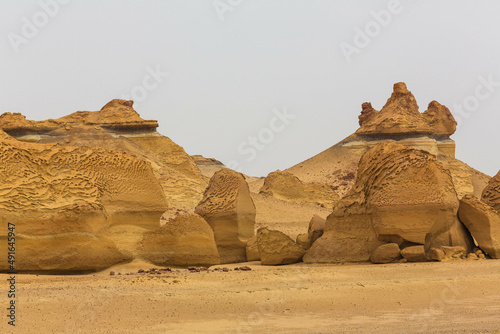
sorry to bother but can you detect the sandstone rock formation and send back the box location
[257,228,305,265]
[400,246,427,262]
[358,102,378,126]
[192,155,227,178]
[0,130,167,236]
[285,83,489,199]
[458,195,500,258]
[0,128,167,272]
[308,215,326,247]
[305,142,460,263]
[245,235,260,261]
[0,233,131,273]
[139,214,220,267]
[425,219,474,260]
[0,100,208,211]
[482,170,500,211]
[370,243,401,264]
[195,169,256,263]
[259,170,339,208]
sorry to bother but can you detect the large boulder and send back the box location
[0,233,131,273]
[370,243,401,264]
[257,228,305,265]
[482,170,500,211]
[259,170,339,208]
[305,142,459,263]
[458,195,500,258]
[195,169,256,264]
[245,235,260,261]
[139,214,220,267]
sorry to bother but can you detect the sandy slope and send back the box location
[2,260,500,334]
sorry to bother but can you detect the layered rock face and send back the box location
[0,130,166,272]
[0,130,167,235]
[286,83,489,199]
[0,233,131,273]
[139,214,220,267]
[356,83,456,136]
[257,228,305,265]
[459,195,500,258]
[0,100,207,211]
[259,171,339,208]
[195,169,256,264]
[304,142,460,263]
[482,171,500,211]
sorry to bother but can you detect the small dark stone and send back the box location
[109,271,115,276]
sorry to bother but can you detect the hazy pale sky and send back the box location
[1,0,499,177]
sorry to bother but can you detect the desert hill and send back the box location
[284,83,490,198]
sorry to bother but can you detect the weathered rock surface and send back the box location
[257,228,305,265]
[356,83,456,136]
[0,100,208,211]
[458,195,500,258]
[0,130,167,236]
[286,83,487,199]
[245,235,260,261]
[139,214,220,267]
[400,246,427,262]
[0,128,167,270]
[259,170,339,208]
[0,233,131,273]
[482,170,500,211]
[195,169,256,264]
[370,243,401,264]
[425,219,474,259]
[296,233,310,250]
[305,142,459,263]
[308,215,326,246]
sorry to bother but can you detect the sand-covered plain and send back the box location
[2,260,500,334]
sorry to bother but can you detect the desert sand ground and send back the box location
[2,260,500,334]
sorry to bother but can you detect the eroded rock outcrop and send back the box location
[195,169,256,263]
[482,171,500,211]
[0,100,208,211]
[259,170,339,208]
[286,83,487,200]
[304,142,460,263]
[245,235,260,261]
[0,129,167,272]
[458,195,500,258]
[0,233,131,273]
[257,228,305,265]
[139,214,220,267]
[308,215,326,247]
